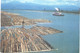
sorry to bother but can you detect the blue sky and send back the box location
[2,0,79,5]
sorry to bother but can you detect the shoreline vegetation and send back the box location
[0,11,63,52]
[2,9,80,14]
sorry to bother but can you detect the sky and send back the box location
[1,0,80,5]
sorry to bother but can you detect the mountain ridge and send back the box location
[1,2,79,12]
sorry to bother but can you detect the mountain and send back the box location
[1,1,79,12]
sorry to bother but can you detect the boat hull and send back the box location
[52,12,64,16]
[53,14,64,16]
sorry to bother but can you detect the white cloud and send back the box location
[71,0,78,1]
[1,0,78,5]
[18,0,34,3]
[44,0,56,2]
[2,0,14,3]
[2,0,34,3]
[61,0,78,1]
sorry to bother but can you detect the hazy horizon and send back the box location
[2,0,80,6]
[1,0,80,12]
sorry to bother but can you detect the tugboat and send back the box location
[53,8,64,16]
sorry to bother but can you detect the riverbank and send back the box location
[2,9,80,14]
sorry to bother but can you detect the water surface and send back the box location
[2,10,79,53]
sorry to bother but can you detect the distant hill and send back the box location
[1,1,79,12]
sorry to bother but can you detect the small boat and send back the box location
[53,8,64,16]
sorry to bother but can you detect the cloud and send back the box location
[18,0,34,3]
[1,0,34,3]
[1,0,79,5]
[2,0,14,3]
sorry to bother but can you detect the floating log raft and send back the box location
[1,11,63,52]
[1,11,51,26]
[27,26,63,35]
[0,26,62,52]
[1,13,12,26]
